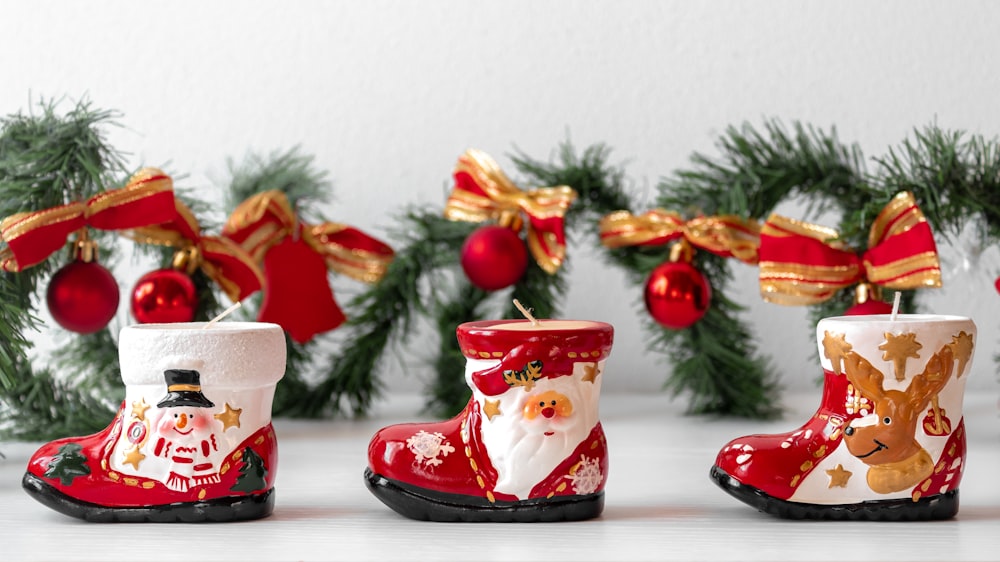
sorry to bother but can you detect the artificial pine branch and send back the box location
[428,281,490,417]
[0,99,129,439]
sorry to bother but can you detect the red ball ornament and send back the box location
[995,275,1000,295]
[46,259,120,334]
[131,269,198,324]
[644,261,711,329]
[844,299,894,316]
[460,225,529,291]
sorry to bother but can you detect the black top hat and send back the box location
[156,369,215,409]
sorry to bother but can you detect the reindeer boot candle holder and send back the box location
[710,314,975,520]
[22,322,286,522]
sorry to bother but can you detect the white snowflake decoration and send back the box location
[405,430,455,467]
[566,455,603,495]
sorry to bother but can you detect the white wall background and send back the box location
[2,1,999,403]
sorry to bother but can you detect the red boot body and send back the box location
[366,319,613,522]
[711,314,975,520]
[23,322,286,522]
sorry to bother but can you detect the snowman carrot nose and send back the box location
[177,413,188,428]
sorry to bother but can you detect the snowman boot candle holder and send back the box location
[365,314,614,522]
[710,314,975,520]
[22,321,286,522]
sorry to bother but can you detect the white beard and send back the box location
[471,360,602,500]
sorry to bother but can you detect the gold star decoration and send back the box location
[214,403,243,431]
[130,398,150,421]
[826,464,852,488]
[122,446,146,470]
[879,332,922,382]
[822,331,852,374]
[949,331,974,377]
[581,362,600,384]
[483,399,502,421]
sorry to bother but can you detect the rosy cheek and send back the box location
[188,414,210,431]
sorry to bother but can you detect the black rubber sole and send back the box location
[709,465,958,521]
[22,472,275,523]
[364,467,603,522]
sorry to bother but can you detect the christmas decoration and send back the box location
[22,321,286,522]
[459,224,528,291]
[130,268,198,324]
[46,254,120,333]
[366,315,613,522]
[321,144,631,419]
[758,191,941,309]
[599,209,760,329]
[644,260,711,330]
[711,314,974,520]
[596,121,1000,419]
[130,197,263,314]
[224,189,393,343]
[445,149,577,290]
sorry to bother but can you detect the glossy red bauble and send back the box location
[131,269,197,324]
[644,261,711,330]
[844,299,894,316]
[460,225,529,291]
[46,260,120,334]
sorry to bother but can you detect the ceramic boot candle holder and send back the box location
[22,321,286,522]
[711,314,975,520]
[365,317,614,522]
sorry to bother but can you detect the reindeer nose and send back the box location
[844,426,854,436]
[542,407,555,418]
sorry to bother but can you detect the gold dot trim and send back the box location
[123,477,139,487]
[198,489,207,500]
[142,481,155,489]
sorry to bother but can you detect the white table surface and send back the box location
[2,390,999,562]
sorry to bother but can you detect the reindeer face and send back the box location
[844,389,922,466]
[843,346,955,467]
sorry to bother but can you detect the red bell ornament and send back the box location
[131,268,197,324]
[460,224,529,292]
[644,260,711,330]
[47,258,120,334]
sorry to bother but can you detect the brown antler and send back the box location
[905,345,955,410]
[843,351,887,402]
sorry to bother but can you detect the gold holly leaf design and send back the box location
[879,331,922,382]
[502,360,543,391]
[949,331,974,378]
[822,331,852,374]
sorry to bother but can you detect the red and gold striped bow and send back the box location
[759,191,941,306]
[1,168,175,272]
[130,199,264,303]
[223,190,394,343]
[444,149,577,274]
[599,209,761,264]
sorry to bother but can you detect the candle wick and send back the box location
[204,301,242,329]
[513,299,540,326]
[890,291,901,321]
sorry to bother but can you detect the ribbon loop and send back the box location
[759,191,941,306]
[0,168,175,272]
[444,149,577,274]
[599,209,761,264]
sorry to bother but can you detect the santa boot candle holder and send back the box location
[366,317,614,522]
[711,314,975,520]
[22,321,286,522]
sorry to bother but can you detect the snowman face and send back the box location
[156,407,213,437]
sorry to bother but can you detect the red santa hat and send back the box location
[456,319,613,396]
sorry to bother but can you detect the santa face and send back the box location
[473,361,601,499]
[155,406,214,440]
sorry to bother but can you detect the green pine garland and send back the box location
[0,99,130,440]
[601,120,1000,419]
